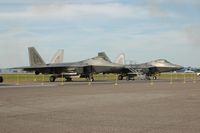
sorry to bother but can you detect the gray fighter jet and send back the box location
[118,59,183,80]
[19,47,124,82]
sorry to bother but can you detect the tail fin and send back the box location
[50,49,64,64]
[98,52,112,62]
[115,53,125,65]
[28,47,46,66]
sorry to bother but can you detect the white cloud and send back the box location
[0,1,200,67]
[0,3,147,19]
[167,0,200,5]
[146,0,169,17]
[183,25,200,46]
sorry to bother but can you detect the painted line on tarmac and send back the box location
[0,84,56,89]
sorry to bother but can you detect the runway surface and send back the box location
[0,79,200,133]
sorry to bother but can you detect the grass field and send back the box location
[0,73,116,83]
[0,72,199,84]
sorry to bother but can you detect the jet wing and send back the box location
[14,64,90,75]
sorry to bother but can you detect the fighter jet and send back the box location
[118,59,183,80]
[18,47,124,82]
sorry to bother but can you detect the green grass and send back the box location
[1,73,50,83]
[0,73,198,83]
[160,73,197,79]
[0,73,117,83]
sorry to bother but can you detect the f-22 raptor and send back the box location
[119,59,183,80]
[20,47,124,82]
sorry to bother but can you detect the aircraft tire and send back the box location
[35,71,40,75]
[88,75,94,82]
[146,76,151,80]
[126,76,131,81]
[153,76,157,80]
[91,77,94,82]
[118,75,123,80]
[65,77,72,82]
[86,75,94,82]
[49,76,56,82]
[0,76,3,83]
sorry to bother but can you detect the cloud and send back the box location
[146,0,169,17]
[183,25,200,46]
[167,0,200,5]
[1,1,186,20]
[0,3,147,19]
[0,1,200,67]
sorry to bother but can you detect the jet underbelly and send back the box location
[82,57,123,73]
[157,67,178,73]
[92,65,122,73]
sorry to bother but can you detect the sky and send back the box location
[0,0,200,68]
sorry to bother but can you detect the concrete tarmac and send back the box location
[0,80,200,133]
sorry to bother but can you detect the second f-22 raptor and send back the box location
[21,47,124,82]
[119,59,183,80]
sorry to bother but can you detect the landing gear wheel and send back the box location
[153,76,157,80]
[90,77,94,82]
[49,76,56,82]
[87,76,94,82]
[145,76,151,80]
[118,75,123,80]
[87,74,94,82]
[65,77,72,82]
[126,76,131,81]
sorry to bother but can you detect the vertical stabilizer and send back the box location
[50,49,64,64]
[28,47,46,66]
[115,53,125,65]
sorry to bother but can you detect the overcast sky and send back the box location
[0,0,200,68]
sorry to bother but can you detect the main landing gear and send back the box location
[49,75,72,82]
[49,76,56,82]
[118,75,123,80]
[152,76,157,80]
[117,75,135,81]
[49,74,94,82]
[86,74,94,82]
[145,75,157,80]
[117,74,158,81]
